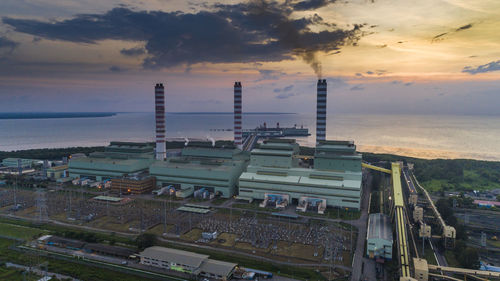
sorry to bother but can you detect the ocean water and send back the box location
[1,112,500,161]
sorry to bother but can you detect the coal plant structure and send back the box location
[155,83,166,160]
[233,82,243,149]
[316,79,327,144]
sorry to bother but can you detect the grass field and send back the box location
[0,222,47,240]
[210,232,237,247]
[180,228,202,241]
[86,216,137,233]
[270,241,322,262]
[0,265,40,281]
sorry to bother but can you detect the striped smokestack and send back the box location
[234,82,242,149]
[316,79,327,144]
[155,83,166,160]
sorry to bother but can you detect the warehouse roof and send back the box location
[200,259,237,277]
[140,246,209,268]
[367,213,392,242]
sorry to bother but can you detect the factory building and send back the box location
[140,246,236,280]
[238,139,363,210]
[149,146,249,198]
[46,164,68,180]
[111,174,156,195]
[1,158,33,168]
[366,213,393,261]
[68,142,155,181]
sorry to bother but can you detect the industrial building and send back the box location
[149,146,249,198]
[46,164,68,180]
[111,174,156,194]
[1,158,33,168]
[139,246,236,280]
[68,141,155,181]
[238,139,363,210]
[366,213,393,261]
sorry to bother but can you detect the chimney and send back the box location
[316,79,327,144]
[234,82,242,149]
[155,83,166,160]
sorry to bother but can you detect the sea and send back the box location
[1,112,500,161]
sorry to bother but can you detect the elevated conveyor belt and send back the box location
[428,265,500,278]
[362,162,392,174]
[392,162,411,279]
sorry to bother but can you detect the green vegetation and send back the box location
[135,233,157,250]
[0,238,156,281]
[435,199,479,269]
[0,222,48,240]
[362,152,500,192]
[0,146,105,161]
[158,240,326,281]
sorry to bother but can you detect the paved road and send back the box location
[350,173,372,281]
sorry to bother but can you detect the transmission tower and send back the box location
[35,189,49,223]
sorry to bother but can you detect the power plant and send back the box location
[67,79,363,210]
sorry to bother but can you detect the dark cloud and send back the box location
[365,69,387,76]
[432,23,473,43]
[109,65,126,72]
[293,0,335,11]
[456,23,473,32]
[350,84,364,91]
[275,92,295,99]
[391,80,401,84]
[2,2,363,77]
[273,85,294,93]
[404,82,413,86]
[256,69,286,81]
[120,47,146,56]
[355,73,363,77]
[462,60,500,75]
[0,36,19,54]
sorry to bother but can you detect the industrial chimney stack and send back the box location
[316,79,327,144]
[155,83,166,160]
[234,82,242,149]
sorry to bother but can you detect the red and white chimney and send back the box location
[234,82,242,149]
[155,83,166,160]
[316,79,327,144]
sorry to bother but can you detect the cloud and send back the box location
[365,69,387,75]
[355,73,363,77]
[462,60,500,74]
[456,23,473,32]
[109,65,126,72]
[350,84,364,91]
[293,0,336,11]
[275,92,295,99]
[256,69,286,81]
[432,23,473,43]
[0,36,19,54]
[273,85,294,93]
[120,47,146,56]
[2,3,363,77]
[404,82,413,86]
[391,80,401,84]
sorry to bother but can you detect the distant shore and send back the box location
[0,112,117,119]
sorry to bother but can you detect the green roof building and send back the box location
[149,147,249,198]
[68,142,155,181]
[238,139,363,210]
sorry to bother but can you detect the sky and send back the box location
[1,0,500,114]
